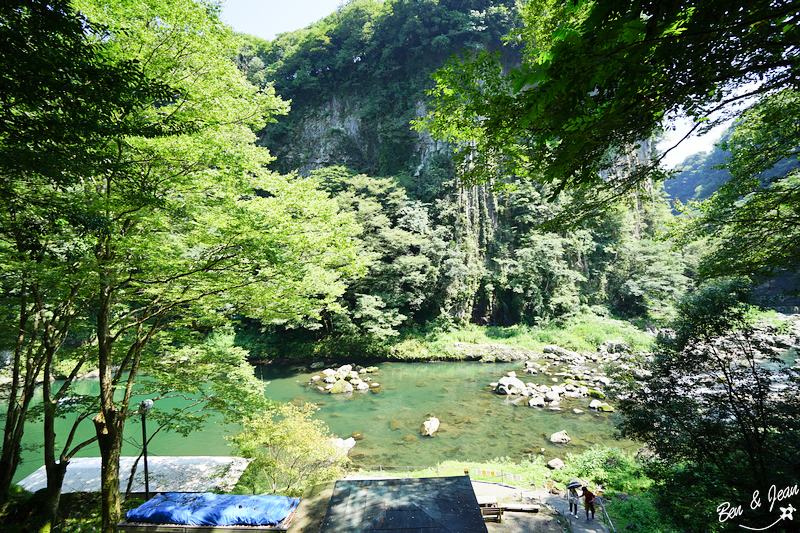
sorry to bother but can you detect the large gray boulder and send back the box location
[550,430,571,444]
[496,375,528,395]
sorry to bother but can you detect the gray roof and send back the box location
[320,476,488,532]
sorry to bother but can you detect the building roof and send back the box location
[320,476,488,533]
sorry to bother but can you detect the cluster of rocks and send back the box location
[307,364,381,394]
[492,366,616,414]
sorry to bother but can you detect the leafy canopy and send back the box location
[670,89,800,281]
[416,0,800,198]
[230,403,350,496]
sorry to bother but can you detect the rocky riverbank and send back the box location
[305,363,382,394]
[478,315,800,466]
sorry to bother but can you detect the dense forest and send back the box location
[2,0,800,532]
[232,0,698,361]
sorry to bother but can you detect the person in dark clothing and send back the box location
[581,485,596,521]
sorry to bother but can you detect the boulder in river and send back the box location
[329,380,354,394]
[421,416,440,437]
[529,396,546,408]
[550,430,571,444]
[330,437,356,454]
[496,375,527,395]
[544,390,560,403]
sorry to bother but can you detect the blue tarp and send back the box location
[126,493,300,526]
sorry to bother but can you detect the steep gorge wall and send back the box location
[266,95,450,181]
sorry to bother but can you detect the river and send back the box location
[11,361,633,485]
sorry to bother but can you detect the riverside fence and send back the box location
[355,465,523,483]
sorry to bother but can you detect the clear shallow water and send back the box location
[11,361,634,484]
[254,361,636,469]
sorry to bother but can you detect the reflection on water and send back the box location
[255,362,636,469]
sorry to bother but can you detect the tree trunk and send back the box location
[40,347,66,529]
[40,460,68,531]
[0,410,25,498]
[94,410,123,533]
[0,279,39,498]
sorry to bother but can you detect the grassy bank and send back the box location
[0,490,146,533]
[416,314,655,355]
[238,312,657,363]
[229,444,681,532]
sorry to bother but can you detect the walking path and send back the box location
[470,480,611,533]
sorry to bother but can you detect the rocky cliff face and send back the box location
[265,95,450,180]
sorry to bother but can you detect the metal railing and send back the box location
[352,465,523,483]
[595,496,616,533]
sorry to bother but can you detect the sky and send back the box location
[219,0,342,41]
[218,0,727,169]
[658,118,730,168]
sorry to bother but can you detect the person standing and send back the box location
[568,484,581,518]
[582,485,596,521]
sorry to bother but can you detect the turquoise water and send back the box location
[11,361,633,484]
[254,361,635,469]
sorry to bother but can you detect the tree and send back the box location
[617,278,800,530]
[672,89,800,282]
[0,0,362,530]
[0,0,177,508]
[229,403,350,496]
[416,0,800,207]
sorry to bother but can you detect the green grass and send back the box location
[0,490,145,533]
[354,446,652,494]
[412,313,655,358]
[236,310,656,363]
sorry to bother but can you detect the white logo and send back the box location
[717,484,798,531]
